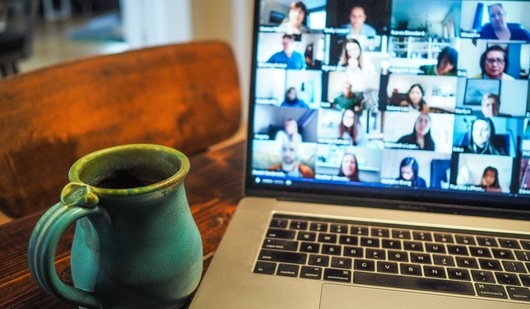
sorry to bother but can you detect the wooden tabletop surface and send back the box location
[0,140,245,308]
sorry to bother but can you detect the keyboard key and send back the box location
[350,226,369,236]
[382,239,402,249]
[388,250,409,262]
[289,221,308,230]
[492,248,515,260]
[471,270,496,283]
[377,261,399,274]
[413,231,432,242]
[277,264,299,277]
[392,229,411,240]
[447,245,469,256]
[400,263,422,276]
[300,266,322,280]
[354,272,475,296]
[299,242,319,253]
[425,243,446,254]
[434,233,454,244]
[477,237,498,247]
[343,246,363,258]
[433,254,455,267]
[447,268,471,281]
[263,239,298,251]
[499,239,521,249]
[479,259,502,271]
[424,266,447,279]
[270,218,288,229]
[469,247,491,258]
[455,235,476,245]
[330,224,348,234]
[506,286,530,302]
[331,257,352,269]
[297,231,316,242]
[258,250,307,264]
[354,259,375,272]
[339,235,358,246]
[456,257,479,269]
[521,274,530,287]
[309,222,328,232]
[475,283,507,299]
[308,255,329,267]
[410,253,431,264]
[371,228,390,238]
[360,237,380,247]
[404,241,424,252]
[266,228,295,240]
[254,261,276,275]
[522,240,530,250]
[495,272,521,286]
[322,244,341,255]
[502,261,527,273]
[318,233,337,244]
[324,268,351,283]
[366,249,386,260]
[515,250,530,262]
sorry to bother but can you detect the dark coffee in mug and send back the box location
[96,169,164,189]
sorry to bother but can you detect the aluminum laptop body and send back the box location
[191,0,530,308]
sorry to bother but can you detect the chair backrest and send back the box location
[0,41,241,218]
[0,0,39,62]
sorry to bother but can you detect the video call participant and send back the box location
[332,82,363,111]
[339,38,375,74]
[268,141,314,178]
[342,6,376,37]
[275,118,303,144]
[402,84,429,113]
[277,1,309,35]
[281,87,309,108]
[480,93,508,117]
[420,47,458,76]
[397,157,427,187]
[396,113,436,151]
[480,3,530,41]
[463,117,506,155]
[475,45,514,80]
[478,166,502,192]
[338,153,360,182]
[339,108,363,146]
[267,34,306,69]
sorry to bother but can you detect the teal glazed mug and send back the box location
[28,144,203,308]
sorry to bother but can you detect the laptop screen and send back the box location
[246,0,530,217]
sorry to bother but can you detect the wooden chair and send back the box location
[0,41,241,218]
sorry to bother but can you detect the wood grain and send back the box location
[0,141,245,308]
[0,41,241,218]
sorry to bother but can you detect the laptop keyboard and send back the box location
[253,214,530,303]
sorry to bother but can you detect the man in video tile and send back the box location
[267,34,306,69]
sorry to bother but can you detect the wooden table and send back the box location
[0,141,245,308]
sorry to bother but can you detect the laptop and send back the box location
[191,0,530,308]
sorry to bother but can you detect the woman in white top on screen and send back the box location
[277,1,309,35]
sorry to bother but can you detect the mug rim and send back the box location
[68,144,190,196]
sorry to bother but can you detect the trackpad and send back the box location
[320,284,518,309]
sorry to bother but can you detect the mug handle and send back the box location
[28,183,105,309]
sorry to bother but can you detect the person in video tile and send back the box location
[338,153,360,182]
[464,118,506,155]
[268,141,314,178]
[397,157,427,187]
[402,84,429,113]
[275,118,303,144]
[420,47,458,76]
[479,3,530,41]
[339,108,363,145]
[475,45,514,80]
[281,87,309,108]
[278,1,309,35]
[332,82,363,111]
[478,166,502,192]
[480,93,509,117]
[339,38,375,75]
[267,34,306,69]
[342,6,376,37]
[397,114,436,151]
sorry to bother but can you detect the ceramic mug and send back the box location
[28,144,203,308]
